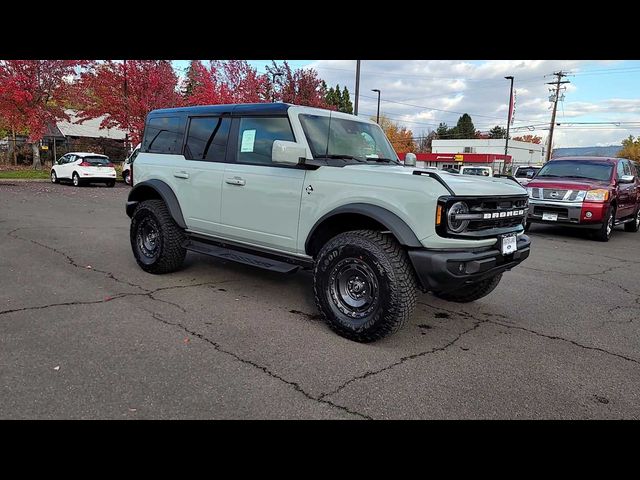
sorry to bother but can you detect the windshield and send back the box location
[537,160,613,182]
[83,156,110,165]
[515,166,540,178]
[299,114,399,164]
[462,167,490,176]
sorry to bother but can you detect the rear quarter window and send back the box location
[142,116,186,154]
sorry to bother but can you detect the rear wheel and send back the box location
[624,207,640,232]
[434,274,503,303]
[594,206,615,242]
[313,230,417,343]
[130,199,186,274]
[106,180,115,188]
[72,172,81,187]
[50,170,58,184]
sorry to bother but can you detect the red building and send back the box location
[397,152,512,173]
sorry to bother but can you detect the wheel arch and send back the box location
[305,203,422,257]
[126,179,186,229]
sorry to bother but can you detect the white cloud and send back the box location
[307,60,638,147]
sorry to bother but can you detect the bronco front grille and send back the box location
[437,195,529,239]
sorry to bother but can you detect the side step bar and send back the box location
[185,238,304,273]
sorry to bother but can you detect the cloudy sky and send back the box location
[172,60,640,149]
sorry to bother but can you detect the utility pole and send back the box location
[503,76,514,173]
[354,60,361,116]
[545,71,570,162]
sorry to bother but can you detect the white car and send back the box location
[459,165,493,177]
[51,152,117,187]
[122,144,141,185]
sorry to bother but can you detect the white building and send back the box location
[432,139,545,166]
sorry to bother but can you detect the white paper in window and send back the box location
[240,129,256,153]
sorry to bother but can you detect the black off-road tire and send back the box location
[624,207,640,232]
[594,206,615,242]
[434,273,503,303]
[130,199,186,274]
[313,230,418,343]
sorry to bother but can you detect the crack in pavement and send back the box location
[484,319,640,366]
[318,319,488,402]
[521,264,625,277]
[144,310,371,420]
[0,281,231,317]
[7,227,148,291]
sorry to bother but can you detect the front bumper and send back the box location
[527,199,606,229]
[408,234,531,293]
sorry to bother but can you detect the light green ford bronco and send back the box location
[127,103,531,342]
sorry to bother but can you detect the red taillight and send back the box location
[80,161,91,166]
[107,163,115,168]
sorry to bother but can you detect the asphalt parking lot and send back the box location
[1,181,639,419]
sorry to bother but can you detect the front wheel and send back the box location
[624,207,640,232]
[50,170,58,184]
[123,171,131,185]
[130,199,186,274]
[594,207,615,242]
[313,230,417,343]
[433,273,503,303]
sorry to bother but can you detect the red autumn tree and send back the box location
[266,61,330,108]
[77,60,181,146]
[182,60,269,106]
[0,60,89,168]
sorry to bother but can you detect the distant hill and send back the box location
[552,145,622,158]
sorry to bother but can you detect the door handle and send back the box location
[174,171,189,179]
[225,177,246,186]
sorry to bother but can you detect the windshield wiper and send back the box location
[365,157,401,165]
[315,154,366,163]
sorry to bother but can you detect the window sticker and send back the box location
[240,129,256,152]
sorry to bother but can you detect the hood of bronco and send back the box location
[342,164,528,197]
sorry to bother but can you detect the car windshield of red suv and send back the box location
[536,160,613,182]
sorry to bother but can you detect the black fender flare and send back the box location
[305,203,422,254]
[126,179,186,229]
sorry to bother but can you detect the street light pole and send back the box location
[354,60,361,116]
[271,71,283,103]
[503,76,514,173]
[371,89,380,123]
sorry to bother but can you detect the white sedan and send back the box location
[51,152,117,187]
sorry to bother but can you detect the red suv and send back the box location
[525,157,640,241]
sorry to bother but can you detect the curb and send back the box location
[0,178,50,183]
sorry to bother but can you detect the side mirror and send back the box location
[404,152,417,167]
[272,140,306,166]
[619,175,635,183]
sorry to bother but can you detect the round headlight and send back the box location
[447,201,469,233]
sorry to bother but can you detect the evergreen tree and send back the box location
[454,114,476,139]
[341,86,353,114]
[489,125,507,139]
[436,122,449,138]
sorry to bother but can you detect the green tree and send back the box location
[618,135,640,163]
[324,83,353,113]
[436,122,449,138]
[489,125,507,139]
[454,113,476,139]
[341,86,353,114]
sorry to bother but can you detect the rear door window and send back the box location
[185,116,231,162]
